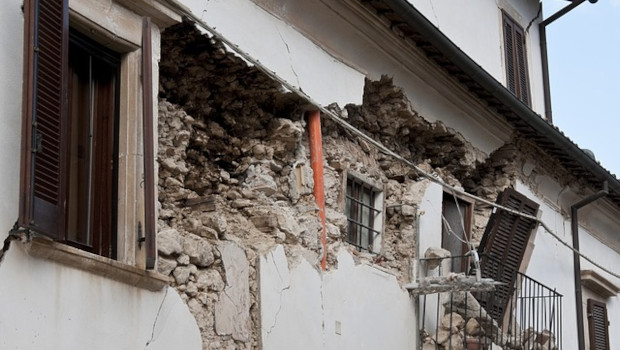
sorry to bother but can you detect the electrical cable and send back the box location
[184,13,620,280]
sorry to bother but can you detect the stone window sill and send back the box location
[22,236,171,291]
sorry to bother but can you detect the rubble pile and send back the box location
[417,291,559,350]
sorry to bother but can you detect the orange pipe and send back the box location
[307,110,327,270]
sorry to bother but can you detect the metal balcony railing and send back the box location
[415,255,563,350]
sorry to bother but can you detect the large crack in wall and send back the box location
[157,22,571,349]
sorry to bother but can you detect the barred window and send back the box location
[345,174,383,252]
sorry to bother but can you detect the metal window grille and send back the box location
[346,176,381,251]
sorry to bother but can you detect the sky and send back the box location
[543,0,620,177]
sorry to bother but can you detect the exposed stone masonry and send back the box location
[156,22,571,349]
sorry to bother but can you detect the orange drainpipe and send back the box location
[307,110,327,270]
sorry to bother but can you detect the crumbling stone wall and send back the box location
[156,22,571,349]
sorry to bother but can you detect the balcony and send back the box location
[409,254,563,350]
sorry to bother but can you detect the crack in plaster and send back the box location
[221,287,245,319]
[264,250,291,336]
[274,23,301,89]
[145,287,169,348]
[264,284,291,335]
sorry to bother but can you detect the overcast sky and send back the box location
[543,0,620,177]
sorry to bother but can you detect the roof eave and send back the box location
[366,0,620,203]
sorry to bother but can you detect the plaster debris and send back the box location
[214,242,251,342]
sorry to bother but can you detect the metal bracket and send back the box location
[137,221,145,249]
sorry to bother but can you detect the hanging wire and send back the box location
[183,12,620,280]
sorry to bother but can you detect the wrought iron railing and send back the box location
[415,255,563,350]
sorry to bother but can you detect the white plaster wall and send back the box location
[408,0,546,116]
[0,0,23,234]
[415,181,444,332]
[0,247,201,350]
[323,250,415,350]
[181,0,365,107]
[417,181,444,260]
[516,181,620,350]
[259,245,415,350]
[0,1,201,349]
[259,245,324,350]
[577,228,620,350]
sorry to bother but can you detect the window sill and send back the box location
[22,236,171,291]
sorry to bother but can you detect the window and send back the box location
[64,30,120,257]
[503,11,530,105]
[587,299,610,350]
[441,192,473,273]
[19,0,157,266]
[476,187,539,322]
[345,173,383,252]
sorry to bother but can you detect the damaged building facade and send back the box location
[1,0,619,349]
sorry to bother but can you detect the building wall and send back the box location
[183,0,513,156]
[259,245,415,350]
[517,178,620,350]
[0,0,201,349]
[0,247,200,350]
[164,1,620,349]
[408,0,546,116]
[3,0,615,349]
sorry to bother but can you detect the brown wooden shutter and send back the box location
[514,27,530,105]
[477,187,539,322]
[502,12,530,106]
[20,0,69,239]
[588,299,610,350]
[503,19,516,94]
[142,17,156,269]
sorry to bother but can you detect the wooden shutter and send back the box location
[588,299,610,350]
[514,26,530,105]
[20,0,69,239]
[142,17,156,269]
[477,187,539,321]
[503,19,516,94]
[502,12,530,106]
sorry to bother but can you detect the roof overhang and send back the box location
[359,0,620,207]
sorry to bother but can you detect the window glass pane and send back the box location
[67,45,92,246]
[65,32,119,257]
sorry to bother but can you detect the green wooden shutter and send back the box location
[477,187,539,322]
[20,0,69,239]
[588,299,610,350]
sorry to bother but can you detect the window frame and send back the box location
[502,11,531,106]
[344,171,384,253]
[441,191,474,273]
[19,0,160,270]
[66,29,121,257]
